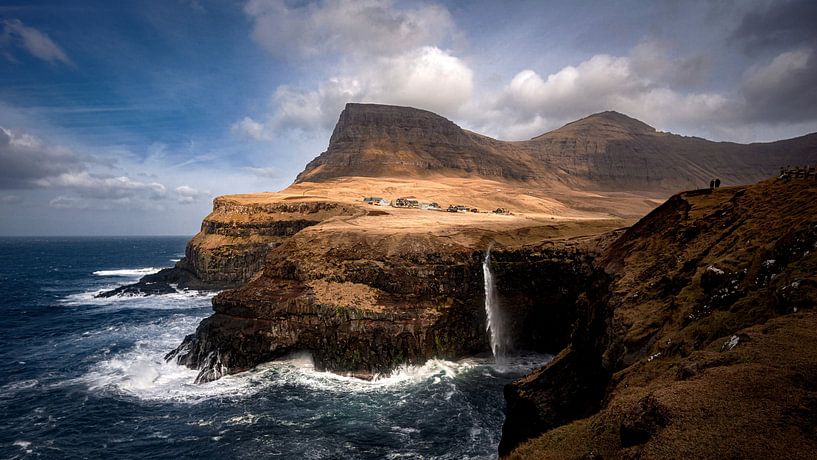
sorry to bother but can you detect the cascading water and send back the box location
[482,247,508,361]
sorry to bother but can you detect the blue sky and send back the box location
[1,0,816,235]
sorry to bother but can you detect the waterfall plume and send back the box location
[483,247,509,361]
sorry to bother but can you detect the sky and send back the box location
[1,0,816,236]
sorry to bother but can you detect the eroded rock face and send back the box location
[296,103,817,192]
[167,229,603,383]
[295,103,539,183]
[98,199,363,297]
[184,199,363,286]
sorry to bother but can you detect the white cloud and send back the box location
[234,0,471,140]
[235,3,817,147]
[739,47,817,122]
[1,19,72,65]
[0,125,84,188]
[231,117,268,141]
[35,171,167,200]
[0,194,21,204]
[49,195,87,209]
[628,40,708,89]
[241,46,473,137]
[175,185,209,204]
[478,48,729,139]
[244,0,455,59]
[245,167,279,178]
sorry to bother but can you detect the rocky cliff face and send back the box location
[98,197,363,297]
[183,197,363,286]
[500,178,817,458]
[295,103,540,183]
[167,226,605,382]
[296,103,817,193]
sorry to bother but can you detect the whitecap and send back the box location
[13,440,32,453]
[69,314,258,403]
[60,288,216,310]
[68,301,551,404]
[93,267,162,277]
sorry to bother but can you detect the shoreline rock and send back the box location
[166,226,605,382]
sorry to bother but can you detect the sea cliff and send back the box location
[167,221,608,382]
[500,178,817,458]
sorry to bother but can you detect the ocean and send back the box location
[0,237,549,459]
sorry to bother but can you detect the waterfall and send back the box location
[482,248,507,360]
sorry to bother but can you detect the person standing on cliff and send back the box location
[715,178,721,188]
[710,179,715,190]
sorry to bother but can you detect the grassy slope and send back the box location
[509,178,817,458]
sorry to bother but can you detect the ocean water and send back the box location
[0,237,550,459]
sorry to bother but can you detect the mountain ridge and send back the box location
[294,103,817,192]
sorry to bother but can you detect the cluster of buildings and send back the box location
[779,165,817,180]
[362,196,511,215]
[363,196,440,209]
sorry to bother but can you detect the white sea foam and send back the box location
[60,288,216,310]
[77,328,550,404]
[70,313,257,403]
[68,287,550,404]
[0,379,39,400]
[93,267,162,277]
[13,440,33,453]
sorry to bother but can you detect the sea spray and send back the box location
[482,247,508,361]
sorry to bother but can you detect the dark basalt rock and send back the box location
[166,231,603,383]
[499,179,817,458]
[95,259,226,298]
[499,268,613,456]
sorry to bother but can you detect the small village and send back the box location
[779,165,817,180]
[362,196,511,215]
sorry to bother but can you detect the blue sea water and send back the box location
[0,237,549,459]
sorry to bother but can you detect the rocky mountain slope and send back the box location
[500,177,817,458]
[297,103,817,192]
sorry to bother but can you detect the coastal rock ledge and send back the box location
[166,222,603,382]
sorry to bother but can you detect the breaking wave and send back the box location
[93,267,162,277]
[60,288,216,309]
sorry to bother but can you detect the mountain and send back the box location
[296,103,817,193]
[295,103,541,183]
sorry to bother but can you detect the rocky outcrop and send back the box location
[296,103,817,193]
[500,178,817,458]
[167,226,605,383]
[182,198,363,286]
[96,259,214,297]
[98,198,363,297]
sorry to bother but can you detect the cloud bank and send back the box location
[234,0,817,143]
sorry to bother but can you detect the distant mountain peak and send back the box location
[294,103,816,191]
[534,111,657,139]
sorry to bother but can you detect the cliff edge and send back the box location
[500,177,817,458]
